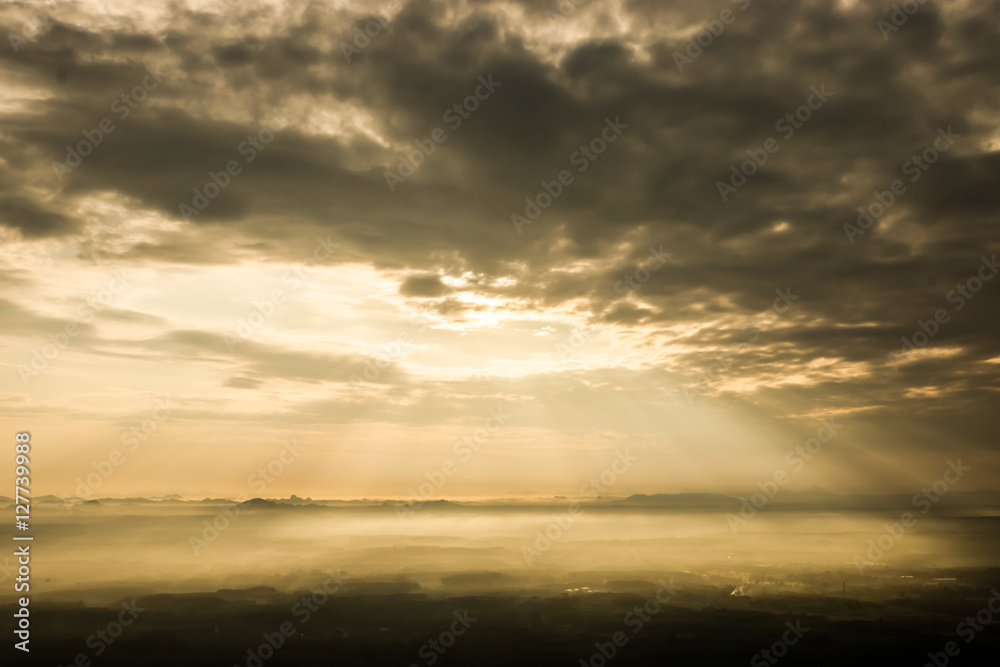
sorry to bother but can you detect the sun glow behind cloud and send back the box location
[0,0,998,500]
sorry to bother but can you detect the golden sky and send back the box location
[1,0,998,499]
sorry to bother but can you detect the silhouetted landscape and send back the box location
[2,0,999,664]
[4,497,1000,665]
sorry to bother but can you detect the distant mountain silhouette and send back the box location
[382,499,467,510]
[30,490,1000,512]
[614,493,741,509]
[236,498,279,509]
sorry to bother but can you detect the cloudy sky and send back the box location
[1,0,998,500]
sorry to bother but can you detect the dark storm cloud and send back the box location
[1,0,997,453]
[0,194,75,237]
[399,274,449,297]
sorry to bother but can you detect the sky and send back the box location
[0,0,998,500]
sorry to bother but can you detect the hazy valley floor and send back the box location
[3,500,999,665]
